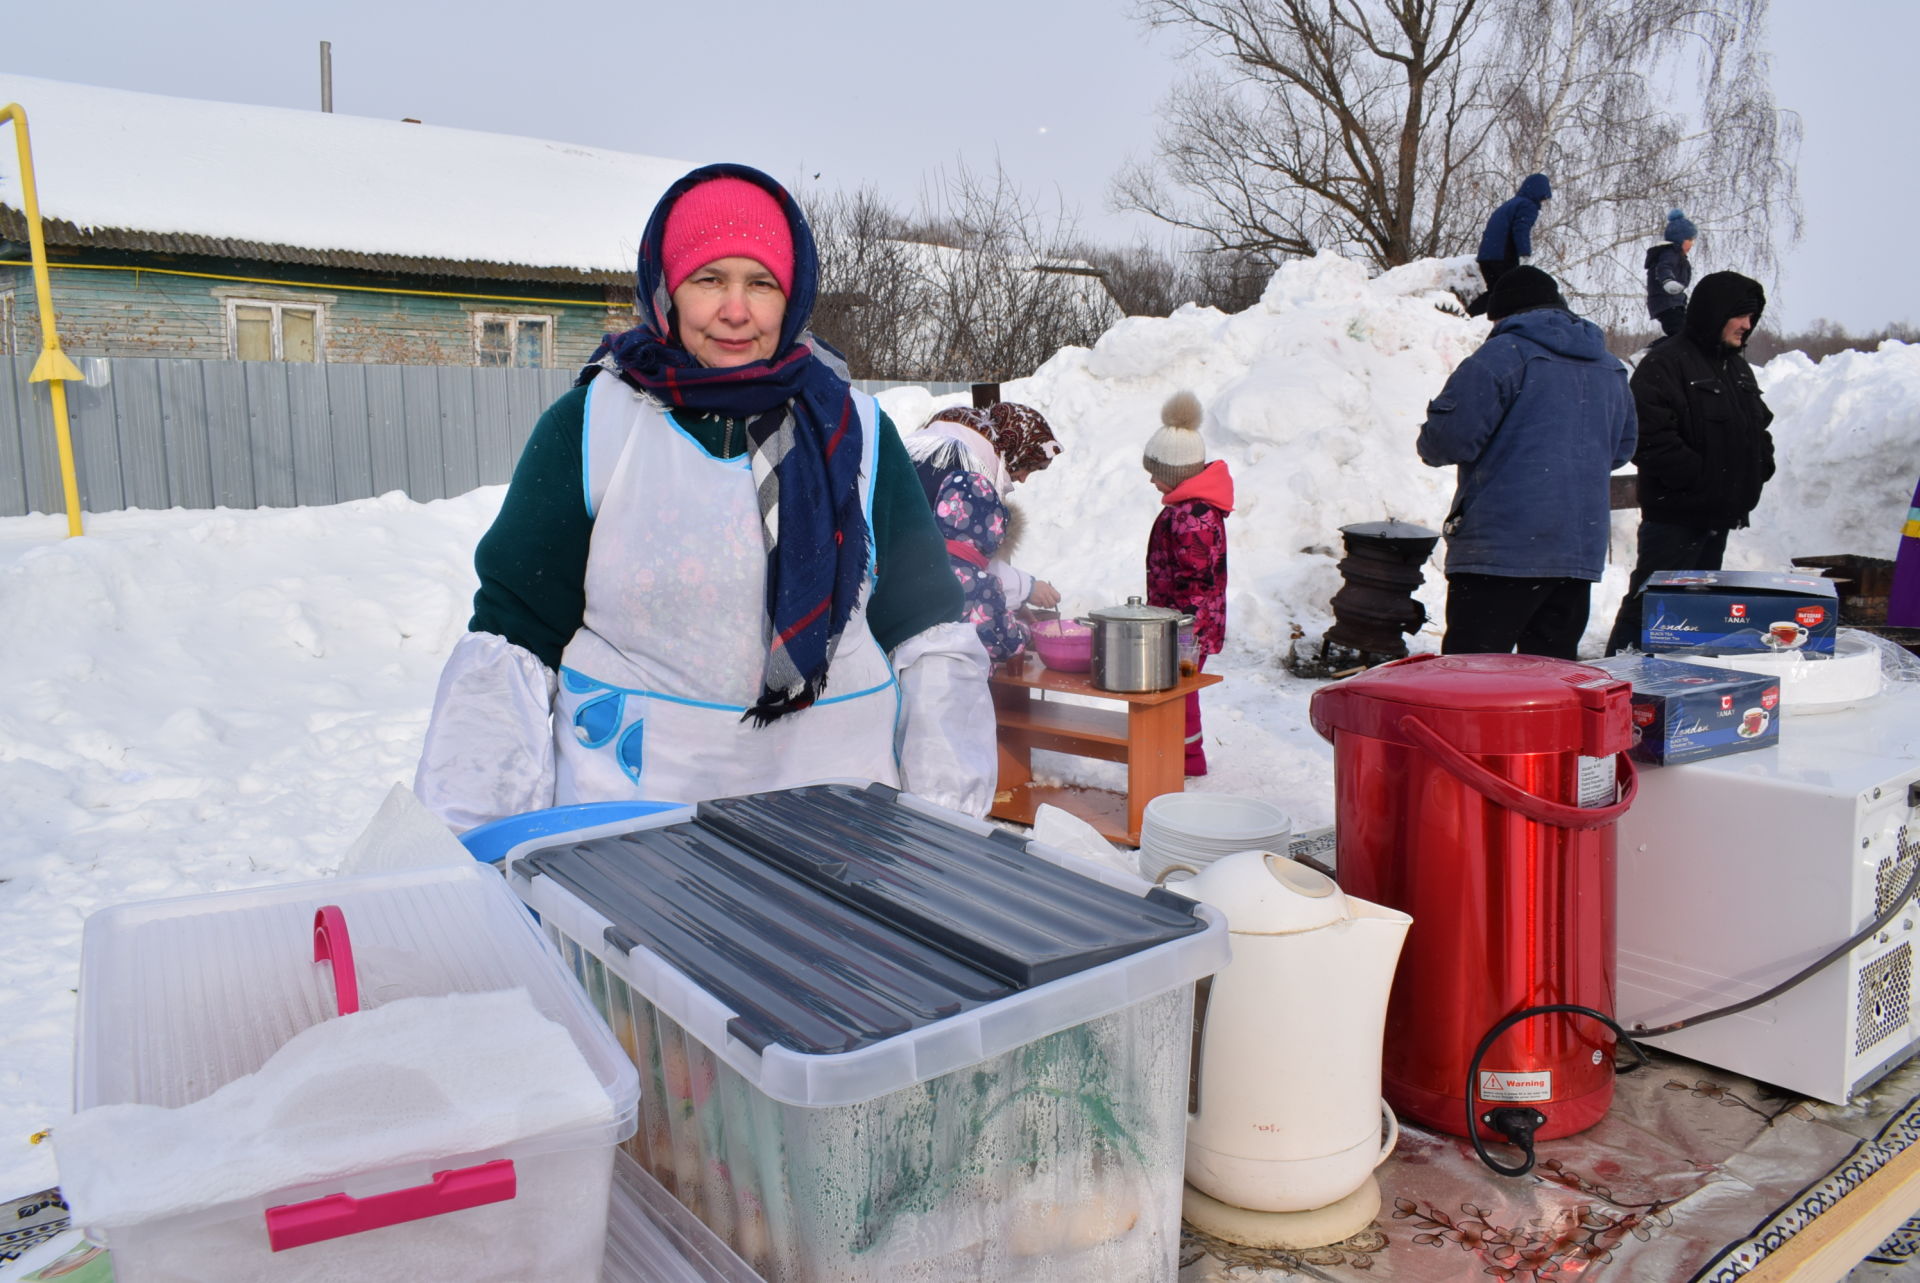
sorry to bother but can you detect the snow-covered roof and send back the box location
[0,73,697,281]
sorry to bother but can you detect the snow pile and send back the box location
[1752,340,1920,561]
[2,254,1917,1200]
[0,492,495,1198]
[883,253,1493,651]
[0,73,693,274]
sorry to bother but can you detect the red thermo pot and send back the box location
[1309,653,1637,1141]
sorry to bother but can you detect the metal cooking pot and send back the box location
[1080,597,1193,693]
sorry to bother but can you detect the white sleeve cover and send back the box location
[990,559,1034,606]
[413,632,560,833]
[891,620,997,818]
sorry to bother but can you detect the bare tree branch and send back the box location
[810,163,1119,382]
[1120,0,1801,321]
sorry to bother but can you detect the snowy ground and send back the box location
[2,253,1915,1205]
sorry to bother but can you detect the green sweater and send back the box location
[470,385,964,668]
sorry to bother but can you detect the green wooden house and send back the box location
[0,74,693,369]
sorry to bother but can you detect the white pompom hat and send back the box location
[1143,390,1207,486]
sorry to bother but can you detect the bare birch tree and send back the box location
[1118,0,1800,320]
[916,163,1116,380]
[808,186,926,378]
[1482,0,1802,319]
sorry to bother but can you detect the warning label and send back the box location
[1479,1069,1553,1102]
[1577,755,1616,808]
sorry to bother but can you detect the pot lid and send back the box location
[1086,596,1186,624]
[1175,850,1351,933]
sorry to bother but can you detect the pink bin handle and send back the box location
[264,1159,517,1252]
[312,905,360,1017]
[1396,713,1638,831]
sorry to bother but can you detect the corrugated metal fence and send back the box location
[0,356,972,518]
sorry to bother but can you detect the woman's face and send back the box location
[671,256,786,367]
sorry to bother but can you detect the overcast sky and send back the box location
[4,0,1912,334]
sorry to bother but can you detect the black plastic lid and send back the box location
[514,783,1204,1057]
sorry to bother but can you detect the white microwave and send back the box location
[1616,684,1920,1105]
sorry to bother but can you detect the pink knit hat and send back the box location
[661,177,795,295]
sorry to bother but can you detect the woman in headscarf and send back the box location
[904,402,1062,661]
[414,164,995,830]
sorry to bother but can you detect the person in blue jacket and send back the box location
[1418,266,1638,659]
[1475,173,1553,292]
[1645,209,1696,337]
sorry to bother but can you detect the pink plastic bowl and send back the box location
[1030,619,1094,672]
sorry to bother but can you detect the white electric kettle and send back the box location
[1176,849,1411,1220]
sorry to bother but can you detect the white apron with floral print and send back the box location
[553,372,899,804]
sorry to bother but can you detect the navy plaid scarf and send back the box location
[581,164,870,726]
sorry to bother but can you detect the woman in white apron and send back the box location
[414,164,995,831]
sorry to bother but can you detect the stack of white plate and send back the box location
[1139,793,1293,882]
[1708,630,1885,714]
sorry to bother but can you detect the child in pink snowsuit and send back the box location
[1142,390,1233,775]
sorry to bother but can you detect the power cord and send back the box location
[1632,850,1920,1037]
[1466,1005,1648,1177]
[1467,851,1920,1176]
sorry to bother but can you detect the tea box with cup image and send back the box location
[1639,570,1838,655]
[1587,654,1781,765]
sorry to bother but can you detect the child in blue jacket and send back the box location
[1645,209,1696,337]
[1467,174,1552,316]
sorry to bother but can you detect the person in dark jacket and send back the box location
[1470,174,1553,308]
[1644,209,1697,337]
[1419,266,1637,659]
[1604,271,1775,654]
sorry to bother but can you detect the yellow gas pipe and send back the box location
[3,102,86,536]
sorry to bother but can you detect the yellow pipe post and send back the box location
[3,102,86,536]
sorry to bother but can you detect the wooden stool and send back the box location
[989,655,1223,847]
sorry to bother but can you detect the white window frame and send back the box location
[471,311,555,368]
[222,295,328,362]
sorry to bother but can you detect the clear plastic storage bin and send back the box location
[502,782,1229,1282]
[602,1149,767,1283]
[64,863,640,1283]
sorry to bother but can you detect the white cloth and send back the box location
[1031,803,1143,881]
[55,989,612,1228]
[339,783,476,874]
[907,418,1011,496]
[991,558,1035,608]
[553,376,900,804]
[891,619,996,817]
[414,619,996,825]
[414,632,558,833]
